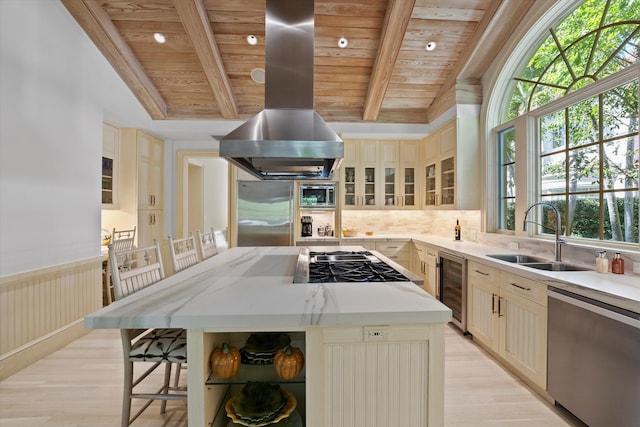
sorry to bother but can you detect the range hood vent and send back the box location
[220,0,343,180]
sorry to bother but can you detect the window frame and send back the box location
[496,124,517,232]
[512,65,639,247]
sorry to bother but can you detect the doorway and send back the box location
[176,151,229,239]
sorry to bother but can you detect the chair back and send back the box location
[196,229,218,261]
[168,234,199,273]
[111,227,136,253]
[109,239,165,301]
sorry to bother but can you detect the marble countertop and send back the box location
[85,246,452,331]
[339,234,639,314]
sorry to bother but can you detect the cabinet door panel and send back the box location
[137,132,163,209]
[500,289,547,388]
[324,341,428,426]
[137,209,163,248]
[468,279,499,349]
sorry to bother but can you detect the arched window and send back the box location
[491,0,639,246]
[506,0,639,120]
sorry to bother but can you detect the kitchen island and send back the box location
[84,246,451,427]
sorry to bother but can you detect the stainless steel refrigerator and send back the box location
[236,181,294,246]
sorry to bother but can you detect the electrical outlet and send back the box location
[509,242,519,250]
[364,326,388,341]
[633,261,640,274]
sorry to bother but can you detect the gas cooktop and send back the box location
[306,250,411,283]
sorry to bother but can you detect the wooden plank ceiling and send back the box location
[61,0,533,124]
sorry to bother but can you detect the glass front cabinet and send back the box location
[340,140,378,208]
[341,139,420,210]
[421,117,479,210]
[101,123,119,208]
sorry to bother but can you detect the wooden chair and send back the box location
[108,240,187,426]
[196,228,218,261]
[168,234,199,273]
[104,226,136,305]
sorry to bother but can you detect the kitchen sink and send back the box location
[487,254,546,263]
[520,262,591,272]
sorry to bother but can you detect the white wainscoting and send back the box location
[0,257,103,380]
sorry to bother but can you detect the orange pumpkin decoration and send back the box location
[273,345,304,380]
[210,342,240,378]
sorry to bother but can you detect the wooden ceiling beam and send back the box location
[60,0,167,120]
[362,0,417,121]
[173,0,239,119]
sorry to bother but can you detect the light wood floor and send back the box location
[0,325,579,426]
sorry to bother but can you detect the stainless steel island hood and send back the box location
[220,0,343,180]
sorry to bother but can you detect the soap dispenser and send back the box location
[596,251,608,273]
[611,252,624,274]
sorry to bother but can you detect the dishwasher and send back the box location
[547,287,640,427]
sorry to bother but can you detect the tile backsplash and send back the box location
[342,210,481,240]
[341,209,639,275]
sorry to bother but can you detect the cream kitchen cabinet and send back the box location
[136,209,163,250]
[119,128,165,247]
[375,240,410,269]
[412,242,438,297]
[134,130,163,210]
[341,139,420,209]
[340,139,378,208]
[422,117,479,210]
[467,261,547,389]
[339,239,410,268]
[317,324,444,427]
[340,238,376,250]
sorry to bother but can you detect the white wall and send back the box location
[202,157,229,232]
[0,1,149,276]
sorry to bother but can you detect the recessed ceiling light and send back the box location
[153,33,166,44]
[251,68,265,83]
[425,41,437,51]
[338,37,348,48]
[247,35,258,45]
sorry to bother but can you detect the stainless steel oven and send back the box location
[438,252,467,332]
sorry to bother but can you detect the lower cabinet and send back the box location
[412,242,438,297]
[375,240,410,269]
[467,261,548,389]
[343,239,411,268]
[316,324,444,427]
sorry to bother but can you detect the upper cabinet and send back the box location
[102,123,120,209]
[341,140,378,208]
[422,117,479,210]
[340,139,421,210]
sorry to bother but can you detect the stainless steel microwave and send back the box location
[300,183,336,208]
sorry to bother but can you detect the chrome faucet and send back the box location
[523,202,564,262]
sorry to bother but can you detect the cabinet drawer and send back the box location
[500,273,547,305]
[468,261,499,283]
[376,241,409,262]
